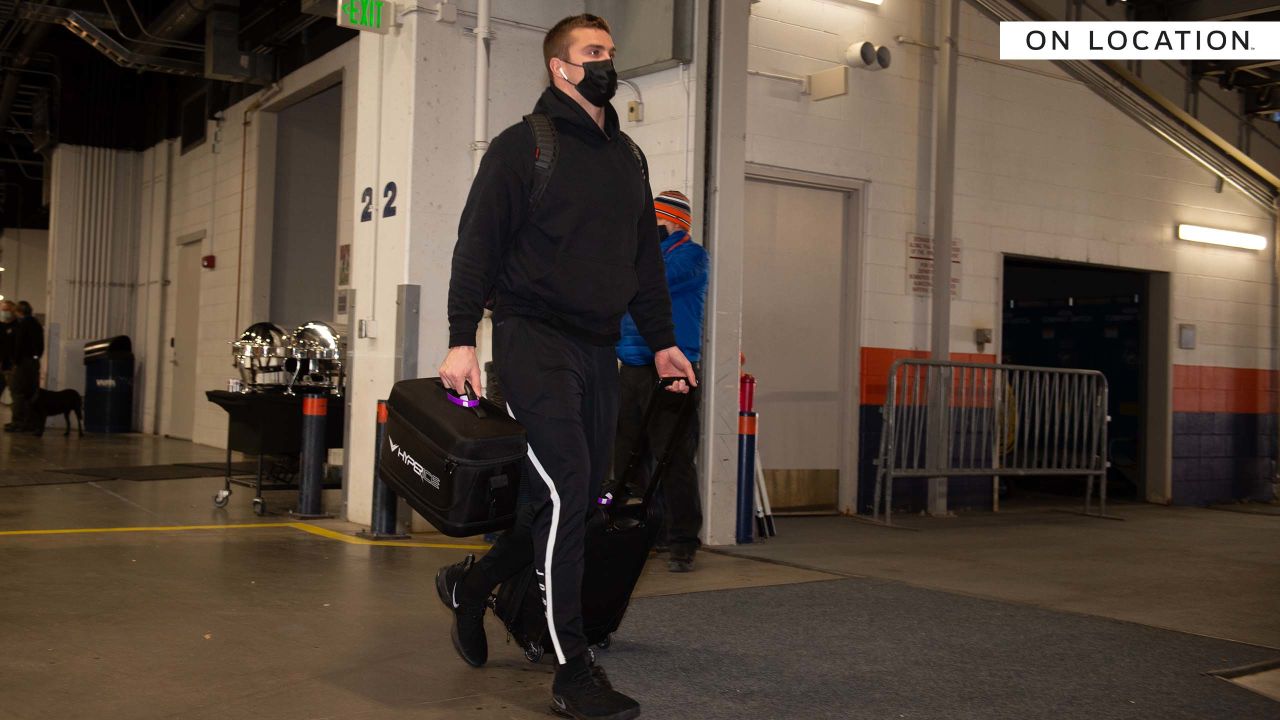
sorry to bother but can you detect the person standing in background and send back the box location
[611,190,709,572]
[5,300,43,433]
[0,299,16,411]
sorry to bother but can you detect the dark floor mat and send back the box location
[1211,503,1280,517]
[603,578,1280,720]
[63,465,223,481]
[0,471,94,488]
[176,461,261,474]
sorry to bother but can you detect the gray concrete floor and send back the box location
[1,415,1277,717]
[1,420,230,474]
[0,475,834,720]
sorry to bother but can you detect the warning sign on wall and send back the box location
[907,234,961,297]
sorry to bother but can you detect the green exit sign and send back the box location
[338,0,391,34]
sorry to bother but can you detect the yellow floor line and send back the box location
[287,523,489,550]
[0,522,489,550]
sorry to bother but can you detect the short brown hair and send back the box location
[543,14,611,84]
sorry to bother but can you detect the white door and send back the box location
[742,179,853,511]
[168,242,201,440]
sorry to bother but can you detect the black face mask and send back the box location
[657,226,670,241]
[562,59,618,107]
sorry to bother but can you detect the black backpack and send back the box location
[522,113,646,212]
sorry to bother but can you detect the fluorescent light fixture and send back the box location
[1177,224,1267,250]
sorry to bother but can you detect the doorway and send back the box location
[269,84,341,329]
[1002,257,1152,500]
[168,241,202,440]
[742,166,862,512]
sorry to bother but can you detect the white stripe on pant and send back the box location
[509,403,569,665]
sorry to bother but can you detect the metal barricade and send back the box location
[873,359,1110,525]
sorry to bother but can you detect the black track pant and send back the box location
[611,363,702,558]
[461,316,617,664]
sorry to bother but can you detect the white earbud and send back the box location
[559,66,568,80]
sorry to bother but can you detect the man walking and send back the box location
[435,14,695,720]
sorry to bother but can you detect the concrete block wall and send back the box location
[154,43,359,447]
[618,64,698,197]
[746,0,1276,508]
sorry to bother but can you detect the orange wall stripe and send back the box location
[1172,365,1278,415]
[860,347,996,406]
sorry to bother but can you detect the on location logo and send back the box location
[1000,22,1278,61]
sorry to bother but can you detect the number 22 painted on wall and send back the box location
[360,182,398,222]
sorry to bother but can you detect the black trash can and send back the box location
[84,336,134,433]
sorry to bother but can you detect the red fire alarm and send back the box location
[201,255,216,269]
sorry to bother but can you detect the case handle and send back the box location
[444,380,487,418]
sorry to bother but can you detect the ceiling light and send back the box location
[1177,224,1267,250]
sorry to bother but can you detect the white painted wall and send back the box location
[155,42,359,446]
[46,146,142,399]
[0,228,47,308]
[745,0,1273,374]
[135,142,174,435]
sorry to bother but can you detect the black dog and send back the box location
[29,389,84,437]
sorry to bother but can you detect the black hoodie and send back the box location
[447,86,676,351]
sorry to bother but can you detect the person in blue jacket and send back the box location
[613,190,709,572]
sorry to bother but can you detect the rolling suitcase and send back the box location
[379,377,526,537]
[492,377,698,662]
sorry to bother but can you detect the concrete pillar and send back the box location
[928,0,961,517]
[701,0,751,546]
[347,19,431,525]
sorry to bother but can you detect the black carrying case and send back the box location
[379,377,526,537]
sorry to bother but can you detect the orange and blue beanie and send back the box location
[654,190,691,232]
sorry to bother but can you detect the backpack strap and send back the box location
[521,114,647,210]
[619,131,647,183]
[523,113,558,212]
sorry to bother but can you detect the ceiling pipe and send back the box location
[132,0,217,56]
[0,1,62,138]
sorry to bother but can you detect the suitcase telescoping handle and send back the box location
[444,380,487,419]
[599,376,697,509]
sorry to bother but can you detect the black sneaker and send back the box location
[666,557,693,573]
[589,652,613,691]
[551,654,640,720]
[434,555,487,667]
